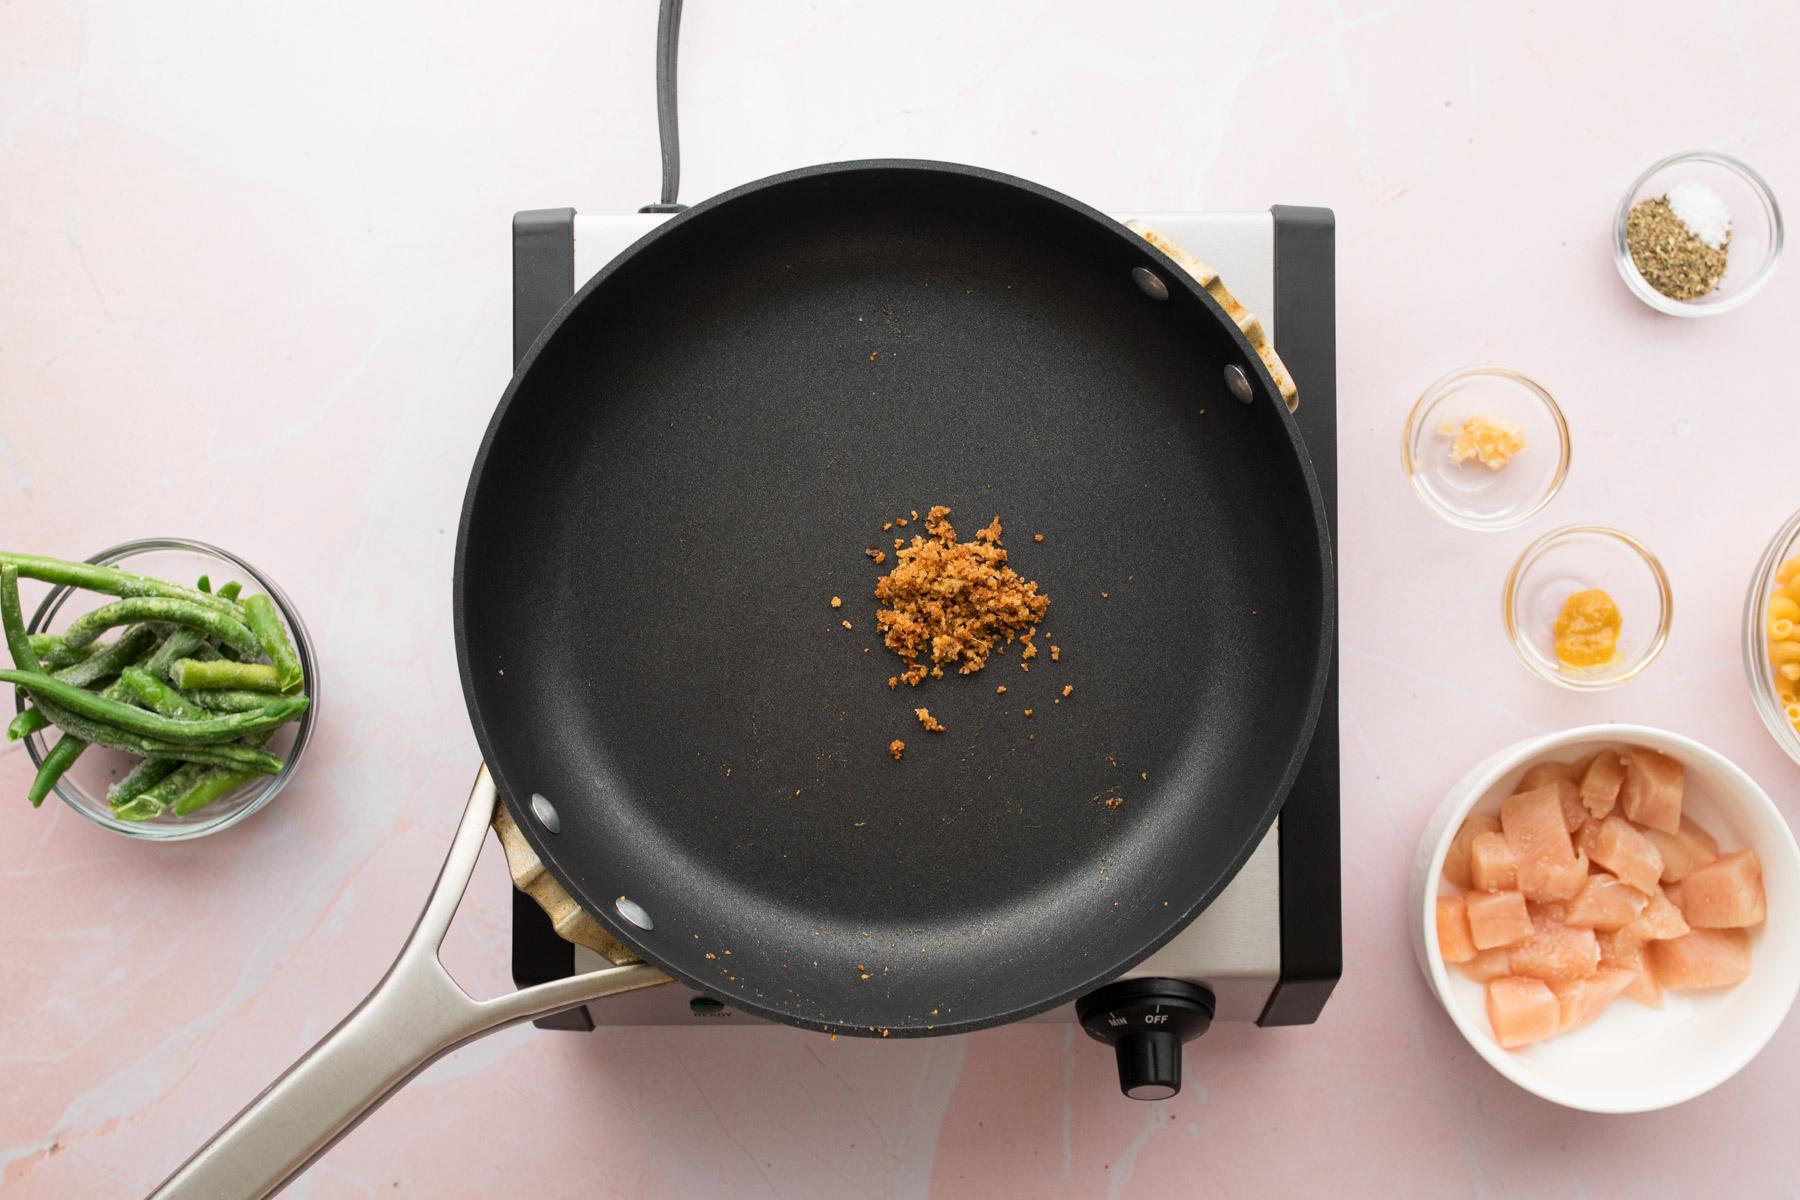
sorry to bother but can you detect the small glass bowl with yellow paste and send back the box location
[1504,526,1672,689]
[1403,366,1570,531]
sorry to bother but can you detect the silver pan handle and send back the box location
[151,768,669,1200]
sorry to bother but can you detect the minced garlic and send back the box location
[1438,414,1527,470]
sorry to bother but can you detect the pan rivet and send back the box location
[1224,365,1254,404]
[529,792,561,833]
[615,895,654,930]
[1131,266,1169,301]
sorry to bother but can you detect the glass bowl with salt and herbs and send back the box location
[1615,151,1782,316]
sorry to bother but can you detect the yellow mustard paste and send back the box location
[1554,589,1622,668]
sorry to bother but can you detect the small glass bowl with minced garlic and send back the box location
[1403,366,1570,531]
[1615,151,1782,317]
[1504,526,1672,690]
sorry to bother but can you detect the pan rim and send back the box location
[453,158,1336,1036]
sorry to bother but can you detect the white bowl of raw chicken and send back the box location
[1410,725,1800,1112]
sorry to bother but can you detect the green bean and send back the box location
[25,697,283,772]
[196,574,211,594]
[25,677,132,808]
[112,764,208,822]
[107,756,181,806]
[2,565,44,672]
[2,567,44,753]
[0,552,243,619]
[29,635,94,670]
[183,688,281,713]
[53,625,161,689]
[242,595,303,693]
[171,766,260,816]
[27,733,85,807]
[0,669,306,745]
[168,658,281,693]
[216,581,242,602]
[58,597,257,656]
[7,708,48,741]
[119,666,210,720]
[143,628,209,678]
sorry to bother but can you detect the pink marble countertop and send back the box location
[5,2,1800,1196]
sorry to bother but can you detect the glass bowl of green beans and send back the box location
[15,538,317,841]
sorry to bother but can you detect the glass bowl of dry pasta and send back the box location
[1745,509,1800,763]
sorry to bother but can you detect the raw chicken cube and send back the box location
[1579,751,1627,819]
[1509,914,1601,985]
[1436,895,1477,963]
[1677,851,1767,929]
[1576,818,1604,860]
[1466,890,1533,950]
[1443,813,1502,890]
[1469,831,1518,892]
[1517,764,1589,832]
[1663,881,1685,909]
[1564,872,1651,931]
[1503,785,1582,902]
[1596,928,1661,1008]
[1487,976,1560,1048]
[1588,816,1664,896]
[1538,849,1591,904]
[1650,927,1752,990]
[1619,747,1684,834]
[1518,760,1582,790]
[1642,817,1720,883]
[1625,886,1690,942]
[1456,946,1513,982]
[1552,966,1638,1032]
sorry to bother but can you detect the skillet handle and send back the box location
[150,767,669,1200]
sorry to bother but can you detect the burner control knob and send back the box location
[1075,979,1214,1101]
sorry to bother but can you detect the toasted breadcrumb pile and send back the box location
[914,707,946,733]
[889,739,906,760]
[874,506,1049,687]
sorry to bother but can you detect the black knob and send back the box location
[1075,978,1214,1101]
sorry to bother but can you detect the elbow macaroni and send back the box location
[1769,557,1800,735]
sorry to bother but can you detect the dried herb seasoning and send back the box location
[1626,196,1730,301]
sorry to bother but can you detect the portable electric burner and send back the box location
[507,202,1342,1092]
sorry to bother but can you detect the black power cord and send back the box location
[640,0,688,214]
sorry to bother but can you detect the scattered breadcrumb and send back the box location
[887,676,898,689]
[1105,797,1125,809]
[866,548,887,565]
[915,707,946,733]
[830,596,842,608]
[841,620,853,630]
[883,522,893,531]
[1034,533,1045,542]
[888,739,905,760]
[705,952,717,960]
[868,352,878,363]
[874,505,1049,687]
[1101,591,1109,599]
[911,510,919,520]
[1020,662,1029,672]
[895,517,909,527]
[1061,684,1073,698]
[1023,708,1034,718]
[1050,645,1061,661]
[1140,771,1148,780]
[996,685,1007,695]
